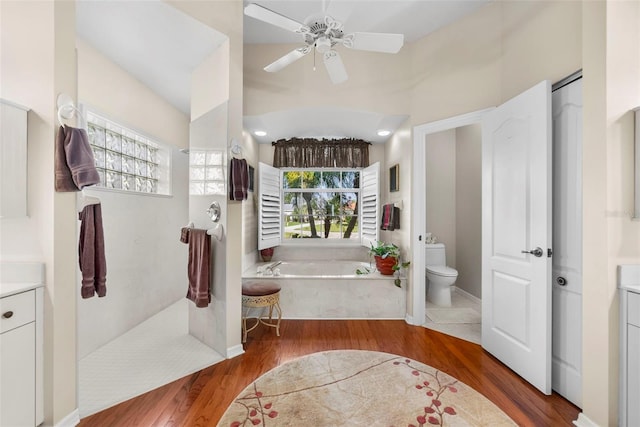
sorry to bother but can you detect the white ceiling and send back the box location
[76,0,488,143]
[243,0,488,44]
[76,0,227,115]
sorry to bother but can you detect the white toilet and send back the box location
[425,243,458,307]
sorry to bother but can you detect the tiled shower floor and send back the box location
[79,299,224,418]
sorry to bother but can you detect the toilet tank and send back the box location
[425,243,446,266]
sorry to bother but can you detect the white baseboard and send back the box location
[227,344,244,359]
[453,286,481,305]
[405,313,424,326]
[573,413,601,427]
[55,408,80,427]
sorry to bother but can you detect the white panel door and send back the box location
[551,78,583,407]
[482,80,552,394]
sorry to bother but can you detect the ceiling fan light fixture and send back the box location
[315,36,331,53]
[377,129,391,137]
[254,130,267,137]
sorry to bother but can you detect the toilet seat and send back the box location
[426,265,458,277]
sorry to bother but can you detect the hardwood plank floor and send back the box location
[79,320,580,426]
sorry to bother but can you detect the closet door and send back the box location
[551,77,583,408]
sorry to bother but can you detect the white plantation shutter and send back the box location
[258,162,282,250]
[360,162,379,248]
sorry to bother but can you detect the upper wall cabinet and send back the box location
[0,100,29,218]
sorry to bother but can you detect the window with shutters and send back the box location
[282,169,361,241]
[258,162,378,249]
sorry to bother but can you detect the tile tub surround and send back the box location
[243,260,406,319]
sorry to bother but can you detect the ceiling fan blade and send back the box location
[323,50,348,84]
[264,47,310,73]
[344,32,404,54]
[244,3,308,34]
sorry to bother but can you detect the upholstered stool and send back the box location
[241,282,282,343]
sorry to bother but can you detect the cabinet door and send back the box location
[0,322,35,427]
[629,324,640,427]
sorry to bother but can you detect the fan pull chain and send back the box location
[313,48,316,71]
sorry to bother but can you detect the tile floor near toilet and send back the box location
[423,288,482,345]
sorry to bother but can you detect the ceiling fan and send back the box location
[244,3,404,84]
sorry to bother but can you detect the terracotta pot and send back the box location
[374,255,397,276]
[260,247,274,262]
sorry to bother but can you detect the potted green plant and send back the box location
[392,260,411,288]
[368,241,400,275]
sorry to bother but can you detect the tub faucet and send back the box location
[266,261,282,273]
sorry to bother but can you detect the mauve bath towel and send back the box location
[79,203,107,298]
[56,125,100,191]
[181,228,211,308]
[229,158,248,201]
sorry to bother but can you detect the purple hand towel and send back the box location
[56,125,101,192]
[79,203,107,298]
[229,158,248,201]
[181,228,211,308]
[55,125,77,191]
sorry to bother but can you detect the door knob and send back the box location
[521,247,544,257]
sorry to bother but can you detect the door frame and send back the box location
[409,108,494,325]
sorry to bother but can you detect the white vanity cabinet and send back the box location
[0,284,44,427]
[619,265,640,427]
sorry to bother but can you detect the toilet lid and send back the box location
[426,265,458,277]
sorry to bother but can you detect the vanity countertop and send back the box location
[0,282,44,299]
[0,261,45,298]
[619,264,640,293]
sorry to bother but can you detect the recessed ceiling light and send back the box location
[377,129,391,137]
[254,130,267,137]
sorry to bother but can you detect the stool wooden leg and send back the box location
[274,301,282,337]
[242,308,248,343]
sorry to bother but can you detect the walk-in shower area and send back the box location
[76,149,223,418]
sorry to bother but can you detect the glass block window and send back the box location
[86,111,170,195]
[189,149,225,195]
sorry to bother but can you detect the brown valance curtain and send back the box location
[272,138,370,168]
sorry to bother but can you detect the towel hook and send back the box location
[56,93,85,128]
[229,137,242,156]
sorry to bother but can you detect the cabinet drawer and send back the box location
[0,291,35,334]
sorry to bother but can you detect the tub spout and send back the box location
[257,261,282,276]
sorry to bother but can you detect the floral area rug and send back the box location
[218,350,516,426]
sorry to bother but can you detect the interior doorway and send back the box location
[410,73,583,407]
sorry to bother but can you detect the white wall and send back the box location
[422,125,481,299]
[1,1,79,424]
[76,39,190,358]
[455,124,482,298]
[187,102,228,353]
[581,1,640,425]
[175,0,246,357]
[425,129,456,267]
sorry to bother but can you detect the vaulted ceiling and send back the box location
[76,0,489,142]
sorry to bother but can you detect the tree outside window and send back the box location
[282,169,360,241]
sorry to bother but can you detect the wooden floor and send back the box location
[79,320,580,426]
